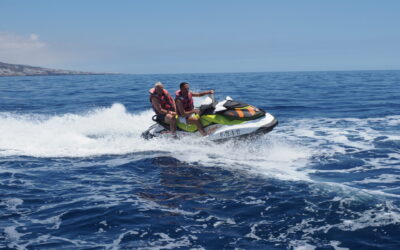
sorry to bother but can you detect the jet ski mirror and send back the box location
[201,96,213,106]
[210,93,217,106]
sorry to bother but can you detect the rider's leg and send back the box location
[187,115,206,136]
[165,114,177,135]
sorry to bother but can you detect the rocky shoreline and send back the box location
[0,62,108,76]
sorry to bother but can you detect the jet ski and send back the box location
[141,95,278,141]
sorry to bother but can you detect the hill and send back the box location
[0,61,105,76]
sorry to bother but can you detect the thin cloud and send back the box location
[0,31,116,71]
[0,32,45,50]
[0,31,77,67]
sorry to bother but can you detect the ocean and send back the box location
[0,71,399,249]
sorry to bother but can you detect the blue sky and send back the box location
[0,0,399,73]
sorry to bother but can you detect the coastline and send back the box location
[0,61,114,77]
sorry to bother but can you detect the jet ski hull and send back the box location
[141,113,278,142]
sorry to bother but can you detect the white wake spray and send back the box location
[0,103,152,157]
[1,103,399,183]
[0,103,311,180]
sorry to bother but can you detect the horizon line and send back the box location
[118,68,400,76]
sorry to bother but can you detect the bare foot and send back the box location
[205,126,218,135]
[199,130,207,136]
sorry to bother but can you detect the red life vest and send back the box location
[149,88,174,114]
[175,90,194,114]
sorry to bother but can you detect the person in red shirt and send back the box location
[175,82,214,136]
[149,82,177,136]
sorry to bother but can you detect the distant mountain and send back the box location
[0,61,107,77]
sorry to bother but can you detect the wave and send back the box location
[1,104,399,186]
[0,103,311,181]
[0,103,153,158]
[276,115,400,195]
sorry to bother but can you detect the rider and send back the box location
[175,82,214,136]
[149,82,177,136]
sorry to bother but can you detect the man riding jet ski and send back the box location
[142,93,278,141]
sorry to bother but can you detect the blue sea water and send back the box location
[0,70,400,249]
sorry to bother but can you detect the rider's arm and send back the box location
[171,97,177,114]
[192,90,214,97]
[151,97,174,115]
[176,99,195,117]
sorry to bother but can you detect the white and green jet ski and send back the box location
[141,96,278,141]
